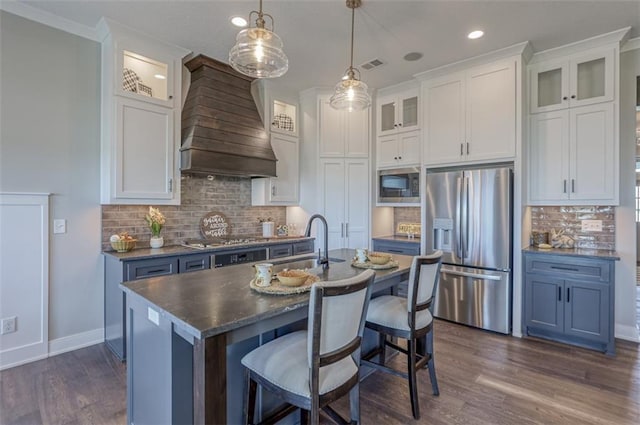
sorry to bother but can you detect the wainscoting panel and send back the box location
[0,193,49,370]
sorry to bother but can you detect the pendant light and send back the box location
[229,0,288,79]
[329,0,371,111]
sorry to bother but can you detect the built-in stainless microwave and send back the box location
[377,167,420,204]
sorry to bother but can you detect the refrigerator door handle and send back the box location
[441,268,502,281]
[455,176,463,259]
[461,175,469,259]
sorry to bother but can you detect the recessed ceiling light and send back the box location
[468,30,484,40]
[154,74,166,80]
[230,16,247,27]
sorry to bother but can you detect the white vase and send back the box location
[150,236,164,249]
[262,222,275,238]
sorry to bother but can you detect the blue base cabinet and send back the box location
[523,251,615,355]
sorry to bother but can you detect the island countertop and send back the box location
[120,248,412,340]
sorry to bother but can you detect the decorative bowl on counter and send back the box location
[367,252,392,265]
[276,269,309,287]
[111,239,137,252]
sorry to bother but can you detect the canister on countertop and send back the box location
[531,231,549,247]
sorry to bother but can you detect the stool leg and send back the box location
[243,370,257,425]
[407,338,420,420]
[350,382,360,424]
[378,332,387,366]
[301,409,309,424]
[426,330,439,396]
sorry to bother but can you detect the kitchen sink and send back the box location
[271,256,345,273]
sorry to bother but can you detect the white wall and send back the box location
[616,45,640,341]
[0,12,103,354]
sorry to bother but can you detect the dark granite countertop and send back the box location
[372,235,421,244]
[522,246,620,261]
[120,248,412,340]
[103,236,315,261]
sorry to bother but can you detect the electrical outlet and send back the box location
[1,317,16,334]
[581,219,603,232]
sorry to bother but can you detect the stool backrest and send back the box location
[407,251,443,327]
[307,269,375,369]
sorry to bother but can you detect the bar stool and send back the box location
[362,251,443,419]
[241,269,376,425]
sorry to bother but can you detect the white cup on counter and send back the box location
[355,248,368,263]
[253,263,274,287]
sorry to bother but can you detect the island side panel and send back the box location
[194,333,227,425]
[105,255,126,360]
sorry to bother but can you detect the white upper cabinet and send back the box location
[377,89,420,137]
[423,59,516,166]
[251,134,299,206]
[529,103,616,204]
[377,130,421,168]
[98,18,189,205]
[318,96,369,157]
[530,47,614,114]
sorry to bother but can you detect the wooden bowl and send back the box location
[277,270,309,287]
[111,239,137,252]
[367,252,392,265]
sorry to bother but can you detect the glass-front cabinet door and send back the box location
[377,90,419,136]
[378,96,397,136]
[116,44,174,107]
[530,47,614,114]
[401,94,419,131]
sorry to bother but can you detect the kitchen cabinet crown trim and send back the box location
[529,27,630,65]
[414,41,531,82]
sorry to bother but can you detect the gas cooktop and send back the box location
[182,238,261,249]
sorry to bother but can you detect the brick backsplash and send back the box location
[393,207,421,234]
[530,206,615,250]
[102,174,286,251]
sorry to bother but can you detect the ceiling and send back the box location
[14,1,640,93]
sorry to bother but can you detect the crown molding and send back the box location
[377,79,419,97]
[529,27,631,64]
[0,0,98,41]
[621,36,640,53]
[414,41,530,81]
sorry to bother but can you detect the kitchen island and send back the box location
[120,248,413,425]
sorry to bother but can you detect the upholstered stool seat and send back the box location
[241,330,358,398]
[366,295,433,332]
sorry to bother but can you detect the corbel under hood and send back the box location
[181,55,276,177]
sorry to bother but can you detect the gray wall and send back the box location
[0,11,103,341]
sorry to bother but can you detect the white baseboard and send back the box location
[48,328,104,357]
[615,323,640,343]
[0,344,48,371]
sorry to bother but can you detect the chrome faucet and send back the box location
[304,214,329,269]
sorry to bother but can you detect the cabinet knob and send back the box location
[169,95,173,99]
[398,156,402,160]
[398,123,403,127]
[394,156,398,160]
[570,95,576,99]
[562,96,568,100]
[393,124,398,128]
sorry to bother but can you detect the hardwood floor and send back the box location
[1,320,638,424]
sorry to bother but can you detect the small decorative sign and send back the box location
[200,212,229,239]
[397,222,421,236]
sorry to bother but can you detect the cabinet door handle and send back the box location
[345,223,349,238]
[387,249,404,253]
[460,143,464,156]
[567,288,570,303]
[558,287,562,301]
[168,178,173,192]
[563,180,567,193]
[341,223,344,238]
[272,185,276,196]
[466,143,470,155]
[571,179,575,193]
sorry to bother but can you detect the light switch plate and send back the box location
[581,219,602,232]
[53,219,66,234]
[148,307,160,326]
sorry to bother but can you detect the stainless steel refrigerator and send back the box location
[425,164,513,334]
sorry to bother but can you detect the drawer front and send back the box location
[372,240,420,256]
[126,258,178,281]
[524,254,610,283]
[270,244,293,259]
[179,254,211,273]
[293,240,314,255]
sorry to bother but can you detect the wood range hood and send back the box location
[181,54,277,177]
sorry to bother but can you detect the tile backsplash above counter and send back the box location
[101,174,286,250]
[530,205,615,250]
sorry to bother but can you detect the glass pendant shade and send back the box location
[329,76,371,111]
[229,27,288,78]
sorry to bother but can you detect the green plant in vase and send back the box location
[145,206,166,248]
